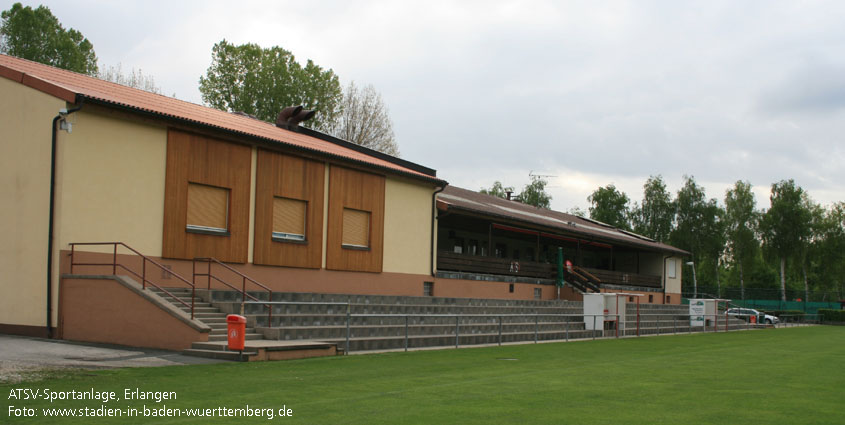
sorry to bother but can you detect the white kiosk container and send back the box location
[689,298,716,327]
[689,298,730,330]
[583,293,628,335]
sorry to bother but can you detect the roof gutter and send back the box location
[47,97,84,338]
[430,184,448,276]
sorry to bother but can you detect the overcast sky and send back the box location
[6,0,845,212]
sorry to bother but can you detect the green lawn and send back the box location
[3,327,844,424]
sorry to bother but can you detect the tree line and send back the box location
[7,3,842,302]
[587,176,844,302]
[1,3,400,156]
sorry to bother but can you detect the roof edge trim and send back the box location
[296,126,438,177]
[0,64,77,103]
[0,63,24,83]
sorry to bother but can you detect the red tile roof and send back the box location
[438,186,689,256]
[0,54,442,183]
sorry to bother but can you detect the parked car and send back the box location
[726,308,780,324]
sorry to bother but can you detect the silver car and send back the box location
[726,308,780,324]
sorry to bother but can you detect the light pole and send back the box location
[686,261,698,298]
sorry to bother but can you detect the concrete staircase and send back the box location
[149,287,282,361]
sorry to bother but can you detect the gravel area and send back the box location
[0,334,222,384]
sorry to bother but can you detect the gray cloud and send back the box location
[6,0,844,210]
[759,61,845,115]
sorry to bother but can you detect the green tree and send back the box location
[801,201,825,301]
[480,177,551,208]
[199,40,342,131]
[588,184,631,230]
[630,175,674,242]
[0,2,97,75]
[670,176,724,292]
[724,181,759,300]
[480,181,514,199]
[759,180,813,301]
[519,176,552,209]
[328,81,399,156]
[811,203,845,298]
[699,200,727,296]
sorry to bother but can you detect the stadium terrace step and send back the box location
[262,321,590,340]
[159,288,776,354]
[312,328,604,352]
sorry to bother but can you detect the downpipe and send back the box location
[47,99,84,338]
[430,184,447,276]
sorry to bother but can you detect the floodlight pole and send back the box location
[686,261,698,298]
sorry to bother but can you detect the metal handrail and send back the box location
[334,312,759,354]
[573,266,602,284]
[565,268,601,293]
[244,301,349,307]
[193,257,273,326]
[68,242,196,319]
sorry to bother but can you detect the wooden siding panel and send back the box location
[162,129,251,262]
[253,149,324,268]
[326,166,385,272]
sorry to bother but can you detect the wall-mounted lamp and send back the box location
[58,108,74,133]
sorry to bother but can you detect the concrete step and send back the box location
[150,288,196,295]
[177,302,213,309]
[250,313,586,328]
[182,348,257,361]
[187,340,338,361]
[208,326,260,334]
[196,316,227,324]
[316,329,602,352]
[619,323,763,336]
[207,322,244,330]
[176,306,218,314]
[234,302,584,316]
[263,322,589,340]
[206,333,264,342]
[207,289,582,308]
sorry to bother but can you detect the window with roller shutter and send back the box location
[186,183,229,234]
[342,208,370,249]
[272,197,307,242]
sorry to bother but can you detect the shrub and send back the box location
[818,309,845,323]
[765,310,805,319]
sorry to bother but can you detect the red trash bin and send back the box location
[226,314,247,351]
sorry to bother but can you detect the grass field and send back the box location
[3,326,843,424]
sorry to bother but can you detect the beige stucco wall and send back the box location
[382,176,434,275]
[56,108,167,256]
[664,256,683,294]
[0,77,66,328]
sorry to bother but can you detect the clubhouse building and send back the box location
[0,54,687,343]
